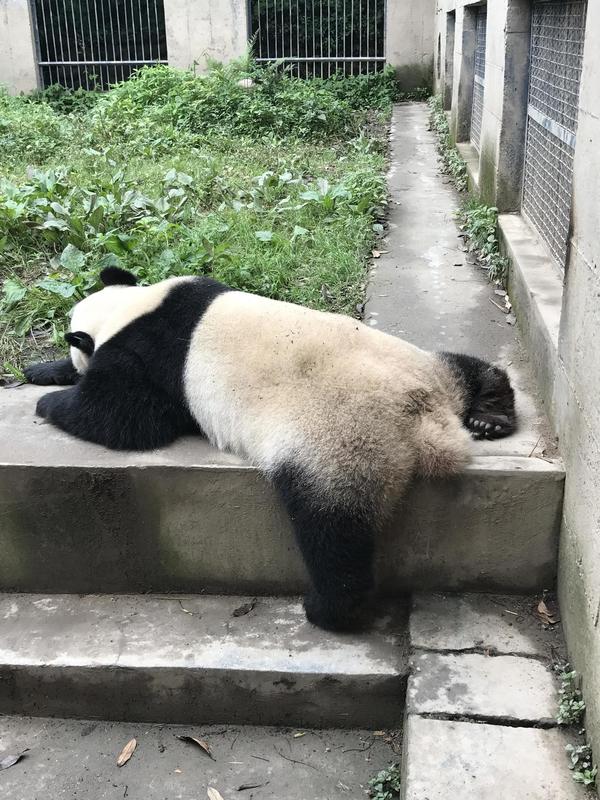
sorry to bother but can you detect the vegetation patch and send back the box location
[427,95,509,287]
[457,199,510,285]
[0,59,401,376]
[368,763,402,800]
[427,94,467,192]
[555,663,597,790]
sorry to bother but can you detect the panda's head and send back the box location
[67,266,139,374]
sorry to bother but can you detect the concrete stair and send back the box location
[0,592,408,728]
[0,385,563,596]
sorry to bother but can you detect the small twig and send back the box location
[488,297,508,314]
[274,747,318,770]
[178,600,201,617]
[342,741,374,754]
[528,434,543,458]
[251,755,270,762]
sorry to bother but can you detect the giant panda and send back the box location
[25,267,516,631]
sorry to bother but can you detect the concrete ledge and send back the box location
[408,651,557,723]
[0,389,564,595]
[499,213,563,424]
[457,141,480,190]
[401,717,587,799]
[0,593,408,727]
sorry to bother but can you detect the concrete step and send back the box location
[400,592,587,800]
[0,385,564,595]
[401,717,588,800]
[0,593,409,728]
[0,716,401,800]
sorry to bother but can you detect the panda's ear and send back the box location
[65,331,95,357]
[100,267,138,287]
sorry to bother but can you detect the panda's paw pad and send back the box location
[468,413,513,440]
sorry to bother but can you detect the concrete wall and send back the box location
[0,0,38,93]
[435,0,600,763]
[386,0,436,89]
[554,0,600,768]
[163,0,248,72]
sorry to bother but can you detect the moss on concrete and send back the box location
[392,59,434,92]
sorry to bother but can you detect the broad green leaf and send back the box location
[36,279,77,298]
[2,279,27,306]
[255,230,273,242]
[60,244,86,272]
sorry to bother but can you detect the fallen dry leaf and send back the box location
[117,738,137,767]
[372,731,386,737]
[0,749,29,770]
[238,782,269,791]
[176,735,215,760]
[232,599,257,617]
[536,599,560,625]
[207,788,225,800]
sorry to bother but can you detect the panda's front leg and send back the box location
[25,357,79,386]
[36,386,82,428]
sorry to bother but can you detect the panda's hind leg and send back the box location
[272,463,375,632]
[440,352,517,440]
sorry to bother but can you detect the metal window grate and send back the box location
[249,0,386,77]
[522,0,587,268]
[30,0,168,90]
[470,7,487,151]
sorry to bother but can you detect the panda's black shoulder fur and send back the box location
[35,277,232,450]
[100,266,138,286]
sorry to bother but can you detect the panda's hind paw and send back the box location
[467,413,514,440]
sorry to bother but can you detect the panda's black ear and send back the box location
[65,331,95,357]
[100,267,138,287]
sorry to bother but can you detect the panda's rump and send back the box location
[183,291,469,500]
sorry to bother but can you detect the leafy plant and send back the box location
[368,764,402,800]
[457,199,509,284]
[566,744,597,788]
[0,61,392,374]
[555,665,586,726]
[428,94,467,192]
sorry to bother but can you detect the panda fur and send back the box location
[25,267,516,631]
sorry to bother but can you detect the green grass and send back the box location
[0,59,401,377]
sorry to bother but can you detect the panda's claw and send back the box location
[468,412,515,440]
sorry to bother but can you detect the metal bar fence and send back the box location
[30,0,168,90]
[522,0,587,269]
[470,7,487,152]
[249,0,386,78]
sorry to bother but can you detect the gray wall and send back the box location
[0,0,39,93]
[435,0,600,761]
[163,0,248,72]
[554,0,600,767]
[386,0,436,89]
[0,0,436,93]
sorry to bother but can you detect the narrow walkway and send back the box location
[366,104,552,458]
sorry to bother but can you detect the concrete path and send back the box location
[0,717,400,800]
[366,103,553,459]
[402,593,588,800]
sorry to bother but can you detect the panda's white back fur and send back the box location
[183,290,471,512]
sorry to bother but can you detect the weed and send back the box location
[566,744,597,788]
[427,95,467,192]
[0,62,392,375]
[556,665,586,726]
[368,764,402,800]
[554,664,598,790]
[457,199,510,285]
